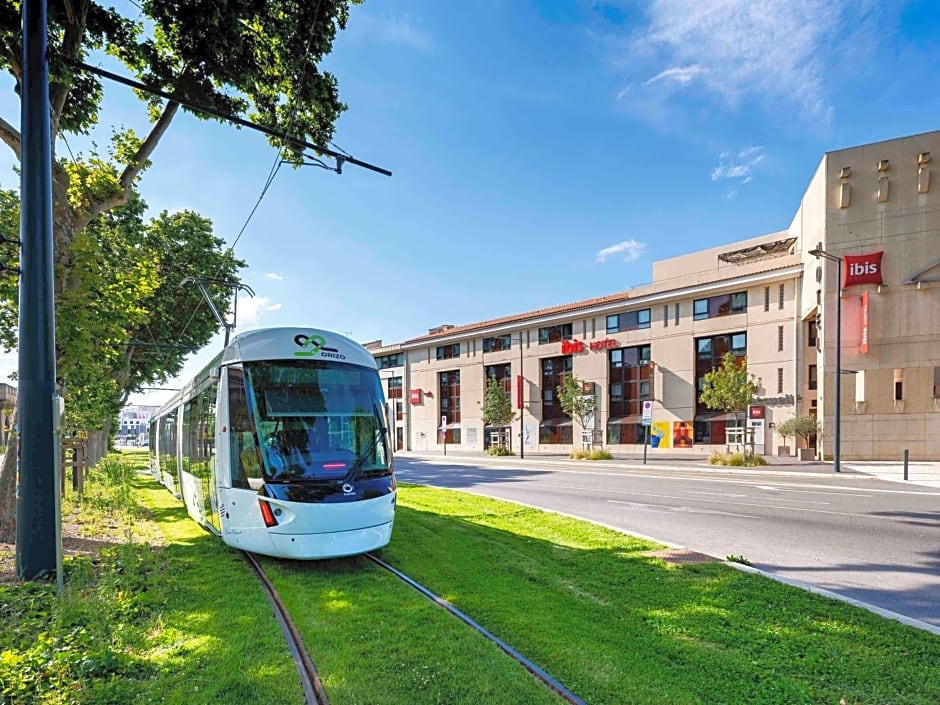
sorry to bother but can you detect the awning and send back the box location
[694,412,740,422]
[539,418,572,427]
[607,415,641,425]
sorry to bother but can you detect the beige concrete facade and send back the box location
[371,131,940,460]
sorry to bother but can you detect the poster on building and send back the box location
[673,421,693,448]
[650,421,671,449]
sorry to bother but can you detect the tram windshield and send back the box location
[244,360,390,482]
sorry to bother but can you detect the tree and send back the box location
[0,182,244,539]
[776,414,818,448]
[0,1,355,539]
[480,377,516,446]
[700,353,761,450]
[556,376,596,446]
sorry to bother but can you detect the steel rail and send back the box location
[365,553,588,705]
[242,551,331,705]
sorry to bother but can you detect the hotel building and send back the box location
[368,131,940,461]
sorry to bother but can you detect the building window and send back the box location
[387,377,403,420]
[436,343,460,360]
[777,368,784,394]
[606,309,651,333]
[807,319,817,348]
[693,292,747,320]
[538,324,573,345]
[934,367,940,398]
[808,364,817,390]
[695,333,746,418]
[663,304,669,327]
[764,287,770,312]
[439,370,461,444]
[485,364,512,394]
[376,352,403,369]
[675,303,680,326]
[779,283,785,309]
[608,346,652,433]
[777,325,784,352]
[483,334,512,353]
[540,356,573,444]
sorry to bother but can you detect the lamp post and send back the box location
[511,335,525,459]
[808,244,842,473]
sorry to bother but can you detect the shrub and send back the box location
[485,445,514,457]
[570,449,613,461]
[709,451,768,467]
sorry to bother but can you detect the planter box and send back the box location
[799,448,815,461]
[777,446,791,457]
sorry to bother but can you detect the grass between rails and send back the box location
[3,454,939,704]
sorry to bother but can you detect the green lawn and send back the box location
[1,453,937,704]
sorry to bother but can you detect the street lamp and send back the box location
[808,244,842,473]
[511,335,526,459]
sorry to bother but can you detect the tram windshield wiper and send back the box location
[343,425,389,483]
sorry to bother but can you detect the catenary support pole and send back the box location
[16,0,59,580]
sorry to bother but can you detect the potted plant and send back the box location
[776,415,819,461]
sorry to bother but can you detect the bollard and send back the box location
[903,449,909,481]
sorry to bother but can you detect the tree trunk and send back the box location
[0,411,17,542]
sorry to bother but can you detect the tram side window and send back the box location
[185,385,218,480]
[229,367,262,489]
[160,409,178,479]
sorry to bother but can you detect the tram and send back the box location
[148,327,396,559]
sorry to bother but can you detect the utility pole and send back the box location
[16,0,59,580]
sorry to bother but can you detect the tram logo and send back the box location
[342,483,355,495]
[294,333,344,358]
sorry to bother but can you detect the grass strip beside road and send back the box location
[378,484,940,705]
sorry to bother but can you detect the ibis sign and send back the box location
[842,251,883,288]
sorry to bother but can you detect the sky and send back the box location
[2,0,940,408]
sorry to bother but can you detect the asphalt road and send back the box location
[394,455,940,629]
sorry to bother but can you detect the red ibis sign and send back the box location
[561,338,617,354]
[409,389,423,405]
[842,251,883,288]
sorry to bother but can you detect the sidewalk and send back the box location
[396,449,940,489]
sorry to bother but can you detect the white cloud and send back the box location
[643,64,705,86]
[234,296,282,326]
[612,0,880,122]
[265,272,283,280]
[710,146,765,197]
[595,239,647,263]
[352,14,432,52]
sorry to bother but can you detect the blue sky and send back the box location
[2,0,940,407]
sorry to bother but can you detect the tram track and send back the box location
[243,546,587,705]
[242,551,331,705]
[365,553,589,705]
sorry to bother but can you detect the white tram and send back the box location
[148,327,396,559]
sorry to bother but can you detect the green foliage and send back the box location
[83,453,141,513]
[700,353,761,420]
[776,414,819,442]
[726,554,753,566]
[709,451,769,467]
[484,445,514,457]
[0,185,244,429]
[0,1,356,155]
[569,448,614,460]
[480,377,516,430]
[556,375,596,430]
